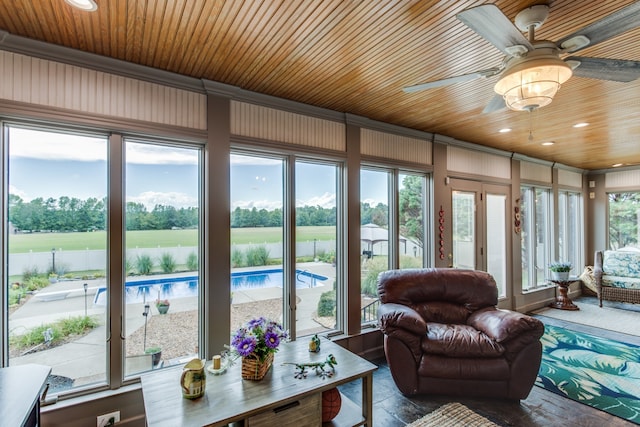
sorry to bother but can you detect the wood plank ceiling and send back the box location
[0,0,638,171]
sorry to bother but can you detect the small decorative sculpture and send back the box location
[283,354,337,379]
[309,334,321,352]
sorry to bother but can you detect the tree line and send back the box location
[8,174,424,244]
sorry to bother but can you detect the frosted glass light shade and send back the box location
[494,57,572,111]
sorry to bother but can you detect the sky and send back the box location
[7,127,384,211]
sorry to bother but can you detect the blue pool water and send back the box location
[93,269,328,305]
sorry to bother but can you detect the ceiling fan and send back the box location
[403,2,640,113]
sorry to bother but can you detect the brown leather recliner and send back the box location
[377,268,544,399]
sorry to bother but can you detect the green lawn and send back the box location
[8,227,336,253]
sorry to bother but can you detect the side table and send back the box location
[549,277,580,310]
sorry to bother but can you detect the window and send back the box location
[3,124,203,396]
[558,190,584,271]
[6,125,108,392]
[230,154,284,331]
[295,160,339,337]
[608,192,640,250]
[230,152,343,339]
[360,167,429,324]
[399,173,426,269]
[124,140,201,377]
[521,186,552,291]
[360,168,390,323]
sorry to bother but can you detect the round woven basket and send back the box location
[241,352,274,380]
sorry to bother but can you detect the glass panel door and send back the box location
[486,192,507,298]
[452,190,476,269]
[451,180,511,302]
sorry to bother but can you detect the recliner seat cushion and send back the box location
[422,322,505,358]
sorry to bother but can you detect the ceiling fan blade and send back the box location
[558,2,640,53]
[403,67,501,93]
[456,4,533,56]
[483,95,506,114]
[568,56,640,82]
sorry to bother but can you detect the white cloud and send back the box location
[8,184,28,201]
[9,128,106,162]
[230,155,281,166]
[126,143,198,165]
[9,127,198,165]
[297,192,336,209]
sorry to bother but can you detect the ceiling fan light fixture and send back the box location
[494,49,572,111]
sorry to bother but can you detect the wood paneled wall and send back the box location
[557,169,583,188]
[360,128,431,165]
[230,101,345,151]
[521,161,552,183]
[0,50,206,129]
[447,145,511,179]
[605,169,640,188]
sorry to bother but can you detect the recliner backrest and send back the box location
[377,268,498,323]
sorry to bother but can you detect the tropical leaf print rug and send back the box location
[536,324,640,424]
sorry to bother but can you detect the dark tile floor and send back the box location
[339,296,639,427]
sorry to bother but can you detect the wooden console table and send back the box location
[0,364,51,427]
[141,339,377,426]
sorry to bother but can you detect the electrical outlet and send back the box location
[97,411,120,427]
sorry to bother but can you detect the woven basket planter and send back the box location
[241,352,274,380]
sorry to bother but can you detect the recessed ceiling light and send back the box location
[612,163,624,167]
[573,122,589,128]
[498,128,512,133]
[541,141,555,146]
[65,0,98,11]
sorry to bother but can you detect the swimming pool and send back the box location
[93,269,329,305]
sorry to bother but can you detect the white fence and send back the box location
[9,238,422,277]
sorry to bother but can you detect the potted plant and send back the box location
[549,261,572,281]
[228,317,288,380]
[155,298,170,314]
[145,346,162,367]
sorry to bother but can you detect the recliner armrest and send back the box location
[468,307,543,343]
[378,303,427,336]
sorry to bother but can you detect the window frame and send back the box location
[520,185,553,292]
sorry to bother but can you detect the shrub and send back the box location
[9,286,25,306]
[231,248,244,268]
[22,266,40,282]
[136,254,154,275]
[186,252,198,270]
[125,257,133,276]
[317,290,336,317]
[23,276,50,292]
[246,245,269,267]
[159,252,177,273]
[10,315,98,349]
[361,256,389,297]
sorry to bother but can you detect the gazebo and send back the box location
[360,223,406,258]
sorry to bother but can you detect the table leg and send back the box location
[361,372,373,426]
[549,281,579,310]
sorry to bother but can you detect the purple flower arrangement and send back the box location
[231,317,288,362]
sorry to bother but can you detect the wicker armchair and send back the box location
[594,250,640,307]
